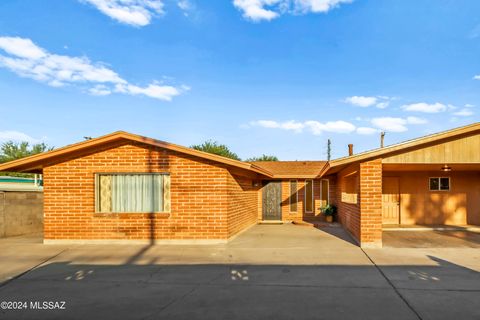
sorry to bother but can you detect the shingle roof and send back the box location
[248,161,327,178]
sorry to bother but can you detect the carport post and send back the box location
[359,159,383,248]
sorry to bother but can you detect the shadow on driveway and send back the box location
[0,255,479,320]
[0,225,479,319]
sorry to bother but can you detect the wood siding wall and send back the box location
[383,171,480,225]
[383,133,480,164]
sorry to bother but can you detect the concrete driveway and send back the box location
[383,229,480,248]
[0,224,479,320]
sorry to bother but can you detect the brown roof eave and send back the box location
[0,131,275,177]
[328,122,480,169]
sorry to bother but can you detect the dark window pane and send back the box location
[290,181,297,212]
[429,178,439,191]
[321,179,329,206]
[305,180,313,212]
[440,177,450,191]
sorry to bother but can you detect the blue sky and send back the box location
[0,0,479,160]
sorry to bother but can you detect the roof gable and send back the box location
[249,161,327,178]
[0,131,273,177]
[324,122,480,174]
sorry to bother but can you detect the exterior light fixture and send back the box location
[441,164,452,172]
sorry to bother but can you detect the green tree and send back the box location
[190,140,241,161]
[245,154,279,162]
[0,141,53,177]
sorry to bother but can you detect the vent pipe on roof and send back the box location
[380,131,385,148]
[348,144,354,156]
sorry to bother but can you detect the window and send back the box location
[341,174,358,204]
[96,173,170,213]
[290,180,298,212]
[320,179,329,207]
[429,177,450,191]
[305,179,314,213]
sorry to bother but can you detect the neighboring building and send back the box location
[0,123,479,247]
[0,176,43,238]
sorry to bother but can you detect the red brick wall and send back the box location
[334,160,383,247]
[43,142,256,241]
[359,159,383,247]
[227,173,259,238]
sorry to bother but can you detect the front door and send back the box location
[262,181,282,220]
[382,177,400,224]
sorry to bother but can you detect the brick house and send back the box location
[1,123,479,247]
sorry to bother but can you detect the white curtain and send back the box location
[111,174,164,212]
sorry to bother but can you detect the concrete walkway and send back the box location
[0,224,479,319]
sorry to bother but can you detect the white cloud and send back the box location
[305,120,355,134]
[375,101,389,109]
[371,117,408,133]
[405,116,427,125]
[177,0,191,11]
[453,108,474,117]
[89,84,112,96]
[344,95,391,108]
[0,131,43,144]
[233,0,352,21]
[356,127,378,135]
[233,0,279,21]
[250,117,427,136]
[249,119,355,135]
[370,116,427,133]
[473,75,480,80]
[82,0,164,27]
[0,36,186,101]
[401,102,448,113]
[115,83,187,101]
[344,96,377,107]
[0,37,46,59]
[465,103,475,108]
[250,120,305,132]
[294,0,353,13]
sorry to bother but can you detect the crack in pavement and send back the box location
[361,248,423,320]
[0,247,71,290]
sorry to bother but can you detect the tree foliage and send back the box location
[245,154,279,162]
[0,141,53,177]
[190,140,241,161]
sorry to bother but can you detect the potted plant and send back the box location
[320,204,337,223]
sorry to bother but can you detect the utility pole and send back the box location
[327,139,331,161]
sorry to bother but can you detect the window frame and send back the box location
[429,177,450,192]
[289,180,298,212]
[95,172,171,214]
[341,172,358,204]
[320,179,329,206]
[304,179,314,213]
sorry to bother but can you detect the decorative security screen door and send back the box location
[262,181,282,220]
[382,177,400,224]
